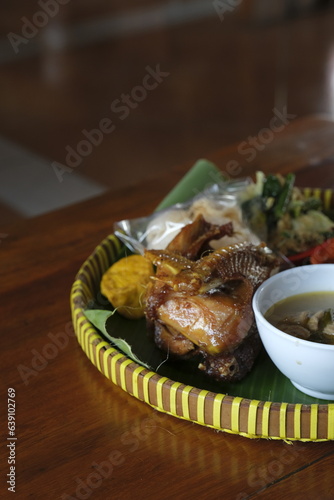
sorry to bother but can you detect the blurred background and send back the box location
[0,0,334,226]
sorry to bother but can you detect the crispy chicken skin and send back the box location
[166,213,233,260]
[145,235,279,382]
[198,325,262,381]
[156,289,254,355]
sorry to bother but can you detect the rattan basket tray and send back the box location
[70,161,334,441]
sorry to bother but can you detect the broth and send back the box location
[265,291,334,344]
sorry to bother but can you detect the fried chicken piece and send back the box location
[198,325,262,382]
[167,213,233,260]
[145,242,279,382]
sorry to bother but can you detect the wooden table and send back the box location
[2,116,334,499]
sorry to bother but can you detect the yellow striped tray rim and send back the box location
[70,188,334,441]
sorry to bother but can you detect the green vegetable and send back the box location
[257,172,295,233]
[262,174,282,199]
[241,171,334,255]
[241,196,268,241]
[290,198,322,218]
[273,173,295,220]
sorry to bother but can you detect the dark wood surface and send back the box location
[2,116,334,499]
[2,3,334,229]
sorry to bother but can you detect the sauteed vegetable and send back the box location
[242,172,334,256]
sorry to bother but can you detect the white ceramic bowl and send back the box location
[252,264,334,400]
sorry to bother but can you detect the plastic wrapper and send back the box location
[114,179,261,255]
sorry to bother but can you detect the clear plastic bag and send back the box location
[114,178,258,255]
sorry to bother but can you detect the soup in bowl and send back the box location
[252,264,334,400]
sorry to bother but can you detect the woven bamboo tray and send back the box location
[70,163,334,441]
